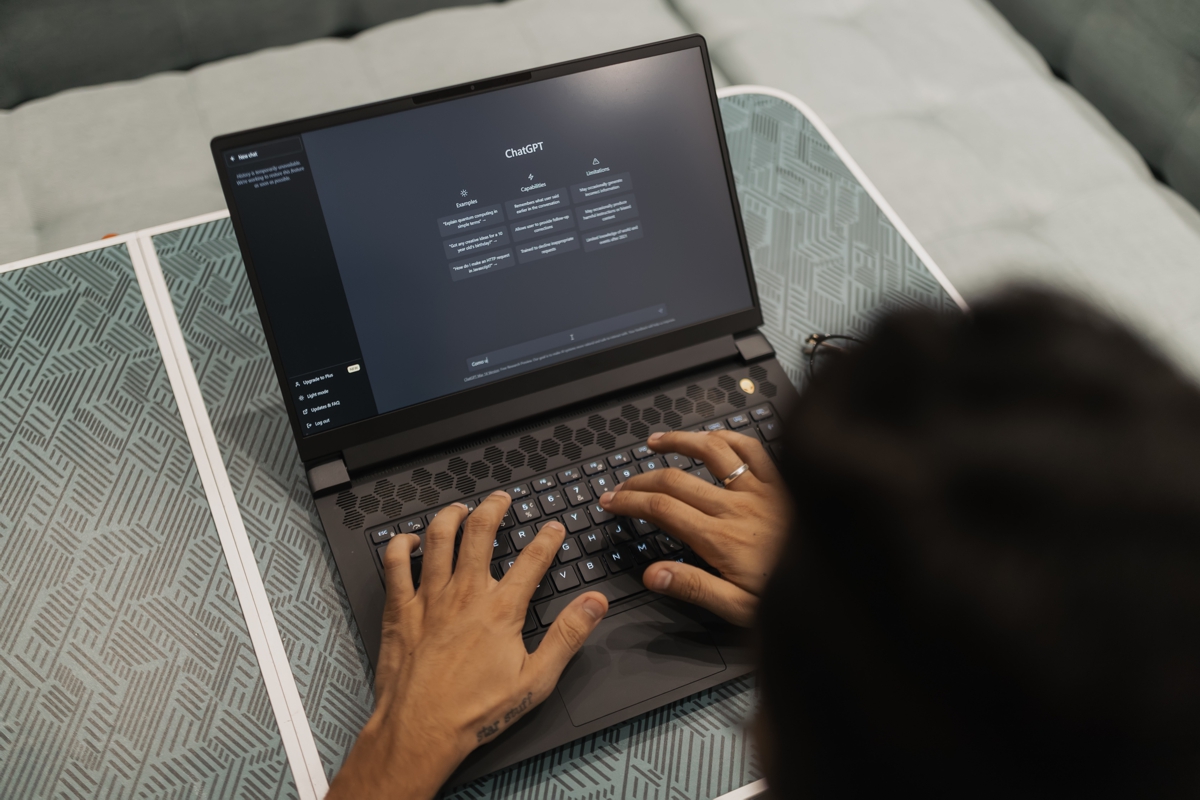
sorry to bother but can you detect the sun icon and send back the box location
[460,189,468,196]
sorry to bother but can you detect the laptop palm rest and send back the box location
[556,600,726,726]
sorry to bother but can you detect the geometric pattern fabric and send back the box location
[0,244,296,798]
[1,91,958,798]
[721,91,962,388]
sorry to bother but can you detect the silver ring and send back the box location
[722,463,751,487]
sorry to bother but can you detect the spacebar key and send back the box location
[535,573,645,626]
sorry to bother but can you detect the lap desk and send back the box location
[0,90,961,798]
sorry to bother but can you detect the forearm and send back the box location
[326,713,462,800]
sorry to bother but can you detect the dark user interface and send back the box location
[224,47,752,437]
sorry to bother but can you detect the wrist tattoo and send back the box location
[475,693,535,744]
[503,692,533,725]
[476,721,500,742]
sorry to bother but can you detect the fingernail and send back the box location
[544,521,564,533]
[582,597,606,620]
[451,502,469,510]
[648,432,664,443]
[650,569,673,592]
[600,491,615,506]
[490,490,510,500]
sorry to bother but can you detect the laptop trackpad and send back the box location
[556,601,726,726]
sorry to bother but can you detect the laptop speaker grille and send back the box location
[335,366,767,532]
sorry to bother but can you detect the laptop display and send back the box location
[221,46,753,439]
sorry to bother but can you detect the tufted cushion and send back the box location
[989,0,1200,212]
[673,0,1200,374]
[0,0,716,264]
[0,0,491,111]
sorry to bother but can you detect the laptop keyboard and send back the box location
[366,403,783,639]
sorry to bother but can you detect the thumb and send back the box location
[642,562,758,627]
[528,592,608,685]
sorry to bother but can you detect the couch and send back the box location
[3,0,1200,374]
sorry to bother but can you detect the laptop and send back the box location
[211,34,798,787]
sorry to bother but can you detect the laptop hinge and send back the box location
[734,330,774,363]
[308,457,351,496]
[343,334,741,475]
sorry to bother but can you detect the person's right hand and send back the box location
[598,430,789,626]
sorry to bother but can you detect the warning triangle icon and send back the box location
[592,158,600,165]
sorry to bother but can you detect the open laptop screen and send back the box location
[221,45,753,438]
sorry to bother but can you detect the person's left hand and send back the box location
[326,492,609,800]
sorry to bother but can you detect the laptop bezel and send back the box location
[211,34,762,466]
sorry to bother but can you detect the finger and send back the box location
[527,592,608,688]
[422,502,469,591]
[599,487,718,551]
[616,466,729,517]
[712,429,782,485]
[642,561,758,627]
[457,491,512,577]
[502,520,565,600]
[648,431,762,492]
[381,534,420,605]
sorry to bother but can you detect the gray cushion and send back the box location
[672,0,1200,375]
[0,0,491,110]
[989,0,1200,211]
[0,0,715,262]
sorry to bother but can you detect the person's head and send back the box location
[758,289,1200,797]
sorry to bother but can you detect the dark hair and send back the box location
[759,289,1200,797]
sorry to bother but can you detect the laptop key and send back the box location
[588,474,617,496]
[727,412,751,429]
[751,405,773,420]
[563,509,590,533]
[492,534,512,558]
[505,484,530,499]
[655,533,684,552]
[613,465,638,483]
[532,475,556,492]
[759,419,783,441]
[557,537,582,563]
[557,467,582,484]
[665,453,692,470]
[604,521,633,544]
[632,444,653,460]
[564,483,591,506]
[499,509,515,529]
[523,610,537,634]
[551,565,580,592]
[588,503,614,525]
[369,525,394,544]
[632,539,659,564]
[607,452,631,467]
[689,467,718,485]
[511,526,535,550]
[534,573,645,626]
[582,459,606,475]
[605,546,633,573]
[531,577,553,601]
[631,517,658,535]
[580,530,606,554]
[579,557,606,582]
[513,499,541,522]
[538,491,565,514]
[702,420,726,432]
[641,457,666,472]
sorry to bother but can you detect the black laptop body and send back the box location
[210,34,798,787]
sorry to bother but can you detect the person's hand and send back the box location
[599,430,789,626]
[326,492,609,800]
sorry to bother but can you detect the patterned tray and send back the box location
[0,89,959,798]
